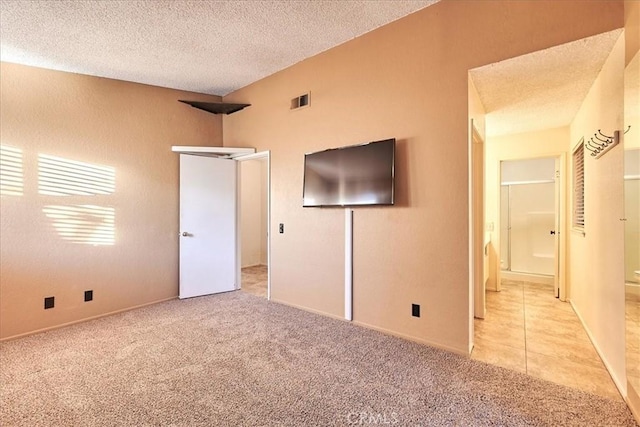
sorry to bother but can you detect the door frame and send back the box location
[494,153,566,300]
[172,146,271,300]
[471,123,486,320]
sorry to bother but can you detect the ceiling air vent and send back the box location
[291,93,310,110]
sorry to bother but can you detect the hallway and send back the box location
[241,265,268,298]
[472,279,621,401]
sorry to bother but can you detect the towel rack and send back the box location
[584,126,631,159]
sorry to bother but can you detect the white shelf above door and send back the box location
[171,146,255,158]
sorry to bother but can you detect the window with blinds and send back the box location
[572,139,585,229]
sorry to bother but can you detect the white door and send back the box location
[179,154,237,299]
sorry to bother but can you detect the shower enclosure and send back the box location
[500,158,556,277]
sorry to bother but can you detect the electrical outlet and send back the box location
[44,296,55,309]
[412,304,420,318]
[279,223,284,234]
[84,290,93,302]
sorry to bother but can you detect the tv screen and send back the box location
[302,138,395,207]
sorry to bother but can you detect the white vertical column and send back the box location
[345,208,353,321]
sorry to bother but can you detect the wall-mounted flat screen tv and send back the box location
[302,138,395,207]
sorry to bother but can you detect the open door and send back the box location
[179,154,237,299]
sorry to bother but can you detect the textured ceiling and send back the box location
[470,29,623,137]
[0,0,438,96]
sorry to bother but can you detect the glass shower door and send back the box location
[625,177,640,284]
[500,185,510,271]
[508,182,555,275]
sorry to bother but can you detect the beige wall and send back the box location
[0,63,222,339]
[240,158,268,267]
[568,33,626,391]
[223,1,623,353]
[625,2,640,417]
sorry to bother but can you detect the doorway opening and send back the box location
[499,156,558,295]
[468,28,623,400]
[172,146,271,301]
[239,155,269,298]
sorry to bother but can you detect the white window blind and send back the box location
[573,140,585,229]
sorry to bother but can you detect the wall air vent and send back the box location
[291,93,310,110]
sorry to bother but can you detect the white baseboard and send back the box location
[501,270,554,285]
[569,300,626,398]
[627,381,640,425]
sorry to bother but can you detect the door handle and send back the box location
[550,230,556,235]
[181,232,191,237]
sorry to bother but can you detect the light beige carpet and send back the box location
[1,291,637,426]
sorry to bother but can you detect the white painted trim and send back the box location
[234,152,268,162]
[345,209,353,321]
[501,179,555,186]
[468,119,475,353]
[266,154,271,301]
[171,146,255,158]
[570,300,626,398]
[235,161,241,291]
[557,152,567,301]
[496,158,504,293]
[500,270,554,285]
[235,151,271,300]
[469,120,485,350]
[233,151,269,161]
[627,381,640,425]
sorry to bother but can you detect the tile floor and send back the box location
[627,285,640,394]
[241,265,268,298]
[472,279,622,401]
